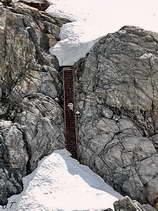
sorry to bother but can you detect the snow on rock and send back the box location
[46,0,158,66]
[0,149,122,211]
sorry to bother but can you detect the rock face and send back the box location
[113,197,157,211]
[75,26,158,207]
[0,1,68,205]
[17,0,49,11]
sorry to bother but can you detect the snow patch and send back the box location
[46,0,158,66]
[0,149,122,211]
[139,53,153,59]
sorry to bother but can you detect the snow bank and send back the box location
[0,150,121,211]
[46,0,158,66]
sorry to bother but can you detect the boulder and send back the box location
[75,26,158,205]
[0,121,26,205]
[18,93,65,171]
[0,2,68,205]
[0,2,68,101]
[114,197,155,211]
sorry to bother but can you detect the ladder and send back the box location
[62,66,78,159]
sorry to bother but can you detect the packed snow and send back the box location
[46,0,158,66]
[0,150,122,211]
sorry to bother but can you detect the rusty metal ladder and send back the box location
[62,66,78,159]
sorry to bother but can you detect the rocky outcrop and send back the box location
[1,0,158,208]
[0,1,68,205]
[113,197,157,211]
[17,0,49,11]
[0,0,12,7]
[75,26,158,207]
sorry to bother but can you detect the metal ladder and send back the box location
[62,66,78,159]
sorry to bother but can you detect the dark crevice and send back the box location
[19,128,32,175]
[18,0,49,11]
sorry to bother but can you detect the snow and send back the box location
[46,0,158,66]
[0,150,122,211]
[3,1,158,209]
[139,53,153,59]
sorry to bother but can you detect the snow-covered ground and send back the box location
[0,150,122,211]
[46,0,158,66]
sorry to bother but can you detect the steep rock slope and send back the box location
[75,26,158,207]
[0,1,68,205]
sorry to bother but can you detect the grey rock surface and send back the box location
[75,26,158,207]
[0,121,26,205]
[18,93,65,171]
[104,197,156,211]
[142,204,157,211]
[0,1,67,205]
[114,197,152,211]
[17,0,49,11]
